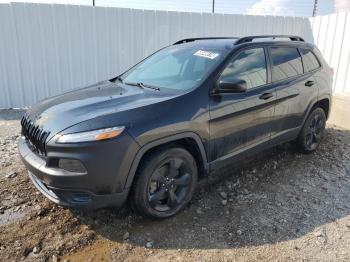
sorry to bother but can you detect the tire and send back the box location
[297,107,326,154]
[131,147,198,219]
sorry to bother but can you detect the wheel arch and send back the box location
[124,132,209,189]
[315,97,330,119]
[302,96,330,127]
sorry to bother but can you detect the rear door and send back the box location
[209,47,276,167]
[268,46,318,142]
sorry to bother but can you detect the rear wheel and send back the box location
[297,107,326,153]
[131,147,198,219]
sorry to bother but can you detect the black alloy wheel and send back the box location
[148,158,192,212]
[297,107,326,153]
[131,147,198,219]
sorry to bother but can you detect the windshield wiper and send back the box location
[124,82,160,91]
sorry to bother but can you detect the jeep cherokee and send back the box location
[18,35,333,218]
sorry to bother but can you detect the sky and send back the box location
[0,0,344,17]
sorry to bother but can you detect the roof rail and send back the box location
[173,37,238,45]
[235,35,305,45]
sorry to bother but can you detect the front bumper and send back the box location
[28,171,128,208]
[18,133,139,209]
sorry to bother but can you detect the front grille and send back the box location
[21,115,50,156]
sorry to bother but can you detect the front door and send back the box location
[209,47,276,168]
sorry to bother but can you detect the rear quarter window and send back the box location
[300,48,321,72]
[270,47,303,82]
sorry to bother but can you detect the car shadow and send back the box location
[56,126,350,249]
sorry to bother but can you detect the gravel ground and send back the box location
[1,109,350,261]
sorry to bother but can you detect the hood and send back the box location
[24,81,176,139]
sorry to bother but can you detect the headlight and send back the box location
[55,126,125,143]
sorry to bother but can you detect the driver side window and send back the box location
[221,48,267,90]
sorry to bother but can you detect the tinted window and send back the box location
[301,48,321,72]
[221,48,267,89]
[270,47,303,82]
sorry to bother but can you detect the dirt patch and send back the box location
[1,111,350,261]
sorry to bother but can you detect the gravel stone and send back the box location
[145,241,153,248]
[123,232,130,241]
[219,192,227,199]
[5,172,17,179]
[32,246,40,254]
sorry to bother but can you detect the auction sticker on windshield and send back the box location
[194,50,219,59]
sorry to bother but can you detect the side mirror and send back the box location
[214,77,247,94]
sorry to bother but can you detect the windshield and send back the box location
[120,45,226,91]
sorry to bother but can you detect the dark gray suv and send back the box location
[19,35,333,218]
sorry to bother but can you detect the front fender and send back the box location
[124,132,209,189]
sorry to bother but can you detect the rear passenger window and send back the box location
[300,48,321,72]
[270,47,303,82]
[221,48,267,89]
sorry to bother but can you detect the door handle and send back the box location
[305,80,315,87]
[259,92,274,100]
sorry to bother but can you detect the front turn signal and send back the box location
[55,126,125,143]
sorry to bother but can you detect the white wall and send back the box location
[310,12,350,94]
[0,3,313,108]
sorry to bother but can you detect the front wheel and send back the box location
[131,147,198,219]
[297,107,326,153]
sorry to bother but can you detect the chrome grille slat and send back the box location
[21,115,50,156]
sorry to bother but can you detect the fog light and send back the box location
[58,159,87,173]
